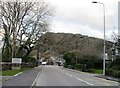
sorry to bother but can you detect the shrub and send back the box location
[22,56,37,67]
[79,55,103,69]
[86,61,94,69]
[63,52,76,65]
[22,56,36,62]
[63,63,68,68]
[75,64,82,70]
[106,56,120,78]
[106,68,120,78]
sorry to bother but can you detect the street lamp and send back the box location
[92,1,106,76]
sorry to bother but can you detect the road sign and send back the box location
[12,58,22,64]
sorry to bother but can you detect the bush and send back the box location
[106,56,120,78]
[86,61,94,69]
[63,63,68,68]
[22,56,36,62]
[75,64,82,70]
[106,68,120,78]
[117,71,120,78]
[106,68,114,76]
[22,56,37,67]
[63,52,76,66]
[79,55,103,69]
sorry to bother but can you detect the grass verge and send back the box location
[2,67,33,76]
[94,69,103,74]
[87,69,103,74]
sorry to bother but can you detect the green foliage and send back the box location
[63,51,103,72]
[21,56,37,67]
[78,55,103,69]
[106,68,120,78]
[86,61,94,69]
[106,56,120,78]
[107,56,120,70]
[63,52,76,65]
[75,64,82,70]
[63,62,68,68]
[22,56,36,62]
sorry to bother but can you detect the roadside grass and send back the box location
[94,69,103,74]
[88,69,103,74]
[2,67,33,76]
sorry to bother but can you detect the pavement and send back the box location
[2,66,42,87]
[35,65,119,86]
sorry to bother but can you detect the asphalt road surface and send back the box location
[2,67,41,87]
[35,65,119,86]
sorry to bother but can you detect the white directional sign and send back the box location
[12,58,22,64]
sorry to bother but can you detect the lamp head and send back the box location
[92,1,97,3]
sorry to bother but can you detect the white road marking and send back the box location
[54,66,93,86]
[31,68,43,87]
[77,78,93,86]
[65,73,73,77]
[54,67,65,73]
[14,72,22,77]
[77,78,84,81]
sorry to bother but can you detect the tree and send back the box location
[0,0,54,61]
[111,32,120,56]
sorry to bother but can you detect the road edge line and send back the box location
[31,66,43,87]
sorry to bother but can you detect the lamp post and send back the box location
[92,1,106,76]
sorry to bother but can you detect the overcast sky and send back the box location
[45,0,119,41]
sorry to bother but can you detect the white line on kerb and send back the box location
[14,72,22,77]
[77,78,93,86]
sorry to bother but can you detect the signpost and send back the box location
[12,58,22,70]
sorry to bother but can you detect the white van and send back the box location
[42,61,47,65]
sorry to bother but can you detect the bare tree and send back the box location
[111,32,120,56]
[0,0,54,61]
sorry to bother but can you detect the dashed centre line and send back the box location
[55,66,94,86]
[77,78,93,86]
[65,73,73,77]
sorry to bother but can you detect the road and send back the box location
[2,67,41,87]
[35,65,119,86]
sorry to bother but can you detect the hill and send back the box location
[34,32,113,59]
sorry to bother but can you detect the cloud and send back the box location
[46,0,119,40]
[50,20,104,38]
